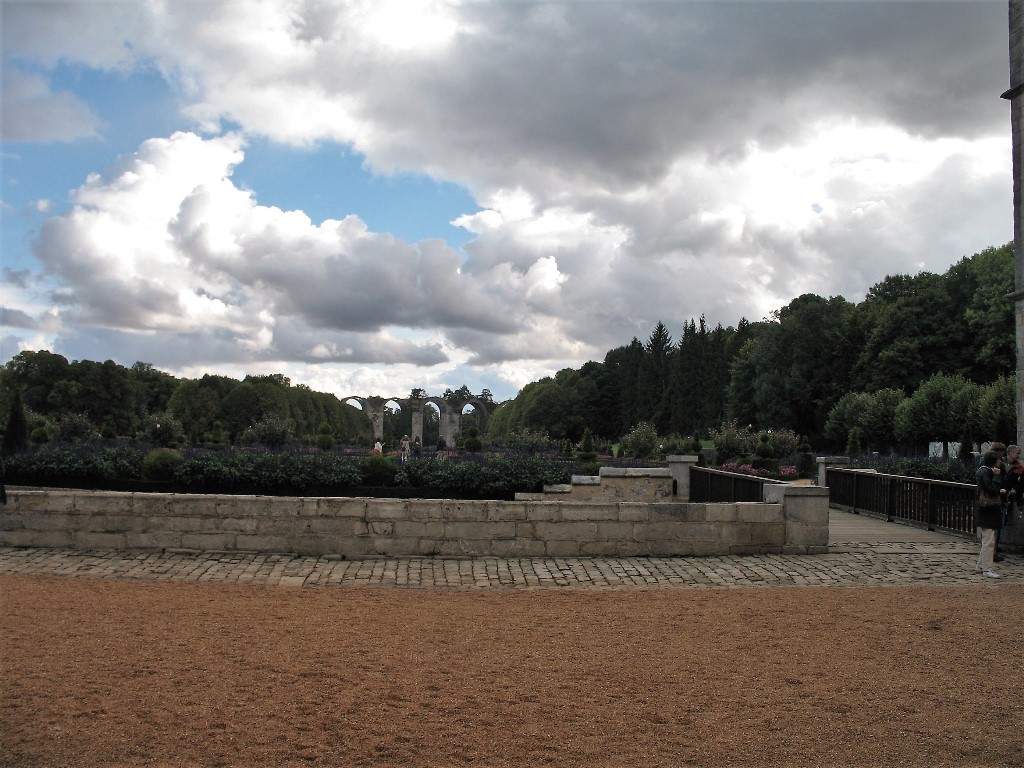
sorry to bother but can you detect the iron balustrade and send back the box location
[826,467,976,536]
[689,466,786,503]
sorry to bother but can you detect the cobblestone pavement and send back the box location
[1,540,1020,590]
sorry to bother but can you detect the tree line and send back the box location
[1,242,1015,456]
[0,354,372,448]
[488,243,1016,452]
[0,351,498,452]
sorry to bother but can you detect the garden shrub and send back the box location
[6,443,145,483]
[145,412,183,447]
[241,416,293,448]
[709,421,757,463]
[851,456,975,484]
[361,454,398,486]
[315,422,335,451]
[141,448,182,481]
[56,413,98,442]
[765,429,799,462]
[621,421,659,459]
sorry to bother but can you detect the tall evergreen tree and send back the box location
[2,389,29,457]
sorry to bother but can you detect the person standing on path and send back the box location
[1001,444,1024,560]
[976,450,1005,578]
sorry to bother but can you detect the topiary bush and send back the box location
[315,422,335,451]
[751,434,779,474]
[795,437,815,478]
[575,428,597,460]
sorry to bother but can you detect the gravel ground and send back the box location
[2,576,1023,767]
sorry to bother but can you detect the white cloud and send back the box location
[1,69,102,142]
[2,0,1015,400]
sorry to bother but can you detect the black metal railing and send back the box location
[690,466,786,503]
[826,467,976,536]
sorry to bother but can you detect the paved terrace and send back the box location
[0,510,1020,589]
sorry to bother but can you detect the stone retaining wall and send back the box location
[0,485,829,558]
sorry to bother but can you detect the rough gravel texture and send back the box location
[2,576,1022,767]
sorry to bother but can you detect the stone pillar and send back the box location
[369,404,385,443]
[816,456,850,487]
[444,410,461,447]
[1004,0,1024,553]
[763,484,830,554]
[411,409,423,446]
[666,455,699,500]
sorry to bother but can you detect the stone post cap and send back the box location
[815,456,850,466]
[666,455,699,463]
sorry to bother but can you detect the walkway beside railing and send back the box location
[825,467,975,537]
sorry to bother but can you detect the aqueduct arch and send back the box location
[343,394,490,448]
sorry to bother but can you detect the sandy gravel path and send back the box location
[3,576,1022,767]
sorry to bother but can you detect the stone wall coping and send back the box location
[541,484,573,493]
[598,467,673,478]
[570,475,602,485]
[816,456,851,465]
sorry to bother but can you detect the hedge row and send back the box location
[4,443,577,499]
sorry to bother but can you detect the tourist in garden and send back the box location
[975,450,1005,578]
[999,444,1023,560]
[400,435,411,462]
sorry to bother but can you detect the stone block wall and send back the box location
[0,486,829,558]
[522,467,675,502]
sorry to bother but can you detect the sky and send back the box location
[0,0,1015,404]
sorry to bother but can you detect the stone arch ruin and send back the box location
[343,395,490,448]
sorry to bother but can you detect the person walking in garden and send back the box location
[400,435,411,462]
[975,450,1005,578]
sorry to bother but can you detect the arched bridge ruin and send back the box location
[342,395,490,448]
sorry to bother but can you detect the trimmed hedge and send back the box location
[5,443,578,499]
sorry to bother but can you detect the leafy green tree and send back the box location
[853,273,967,392]
[978,375,1016,445]
[169,379,224,443]
[959,244,1015,380]
[894,373,970,455]
[859,388,906,454]
[824,392,871,451]
[73,359,138,435]
[220,377,291,441]
[2,350,70,413]
[130,362,178,419]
